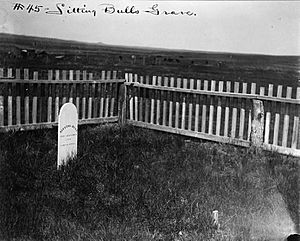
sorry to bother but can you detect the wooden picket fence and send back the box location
[0,68,124,131]
[1,68,300,157]
[123,73,300,157]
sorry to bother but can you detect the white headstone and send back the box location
[57,103,78,169]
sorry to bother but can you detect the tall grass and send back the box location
[0,125,298,240]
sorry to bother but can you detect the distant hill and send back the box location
[0,33,299,88]
[1,32,299,57]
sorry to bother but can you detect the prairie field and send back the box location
[0,125,299,240]
[0,33,299,241]
[1,33,299,89]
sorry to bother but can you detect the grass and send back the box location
[0,124,299,240]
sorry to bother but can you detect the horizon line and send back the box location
[1,32,299,58]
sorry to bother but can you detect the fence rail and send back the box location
[0,68,124,132]
[125,82,300,105]
[124,73,300,157]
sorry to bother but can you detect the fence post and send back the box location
[118,83,127,126]
[0,68,3,127]
[250,99,264,146]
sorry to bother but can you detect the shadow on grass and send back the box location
[266,152,300,234]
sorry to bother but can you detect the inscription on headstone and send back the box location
[58,103,78,169]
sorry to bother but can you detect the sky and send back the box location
[0,0,300,55]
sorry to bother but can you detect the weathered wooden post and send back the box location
[118,83,127,126]
[250,99,264,146]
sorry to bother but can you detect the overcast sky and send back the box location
[1,0,299,55]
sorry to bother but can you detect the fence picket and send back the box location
[107,71,114,117]
[48,69,53,81]
[264,84,273,144]
[62,70,67,105]
[201,80,208,133]
[139,76,144,121]
[162,77,168,126]
[75,70,80,114]
[81,70,87,119]
[95,80,100,118]
[247,83,256,140]
[38,72,45,123]
[291,87,300,149]
[88,73,93,119]
[259,87,266,142]
[194,80,201,132]
[69,70,74,103]
[238,83,247,139]
[7,68,12,78]
[156,76,162,125]
[273,85,282,145]
[93,71,99,117]
[100,71,105,118]
[110,70,117,116]
[188,79,194,131]
[2,76,7,126]
[11,69,17,125]
[24,68,30,124]
[94,73,102,117]
[24,68,29,80]
[15,68,20,79]
[282,87,292,147]
[0,68,4,126]
[127,73,133,120]
[150,76,156,124]
[181,78,188,129]
[208,80,215,134]
[47,70,53,122]
[105,71,111,118]
[224,81,231,137]
[134,74,139,121]
[7,68,13,125]
[175,78,181,128]
[216,81,223,136]
[32,71,38,124]
[16,69,21,125]
[145,75,150,123]
[54,70,60,122]
[168,77,175,127]
[231,82,239,138]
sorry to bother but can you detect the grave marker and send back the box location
[58,103,78,169]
